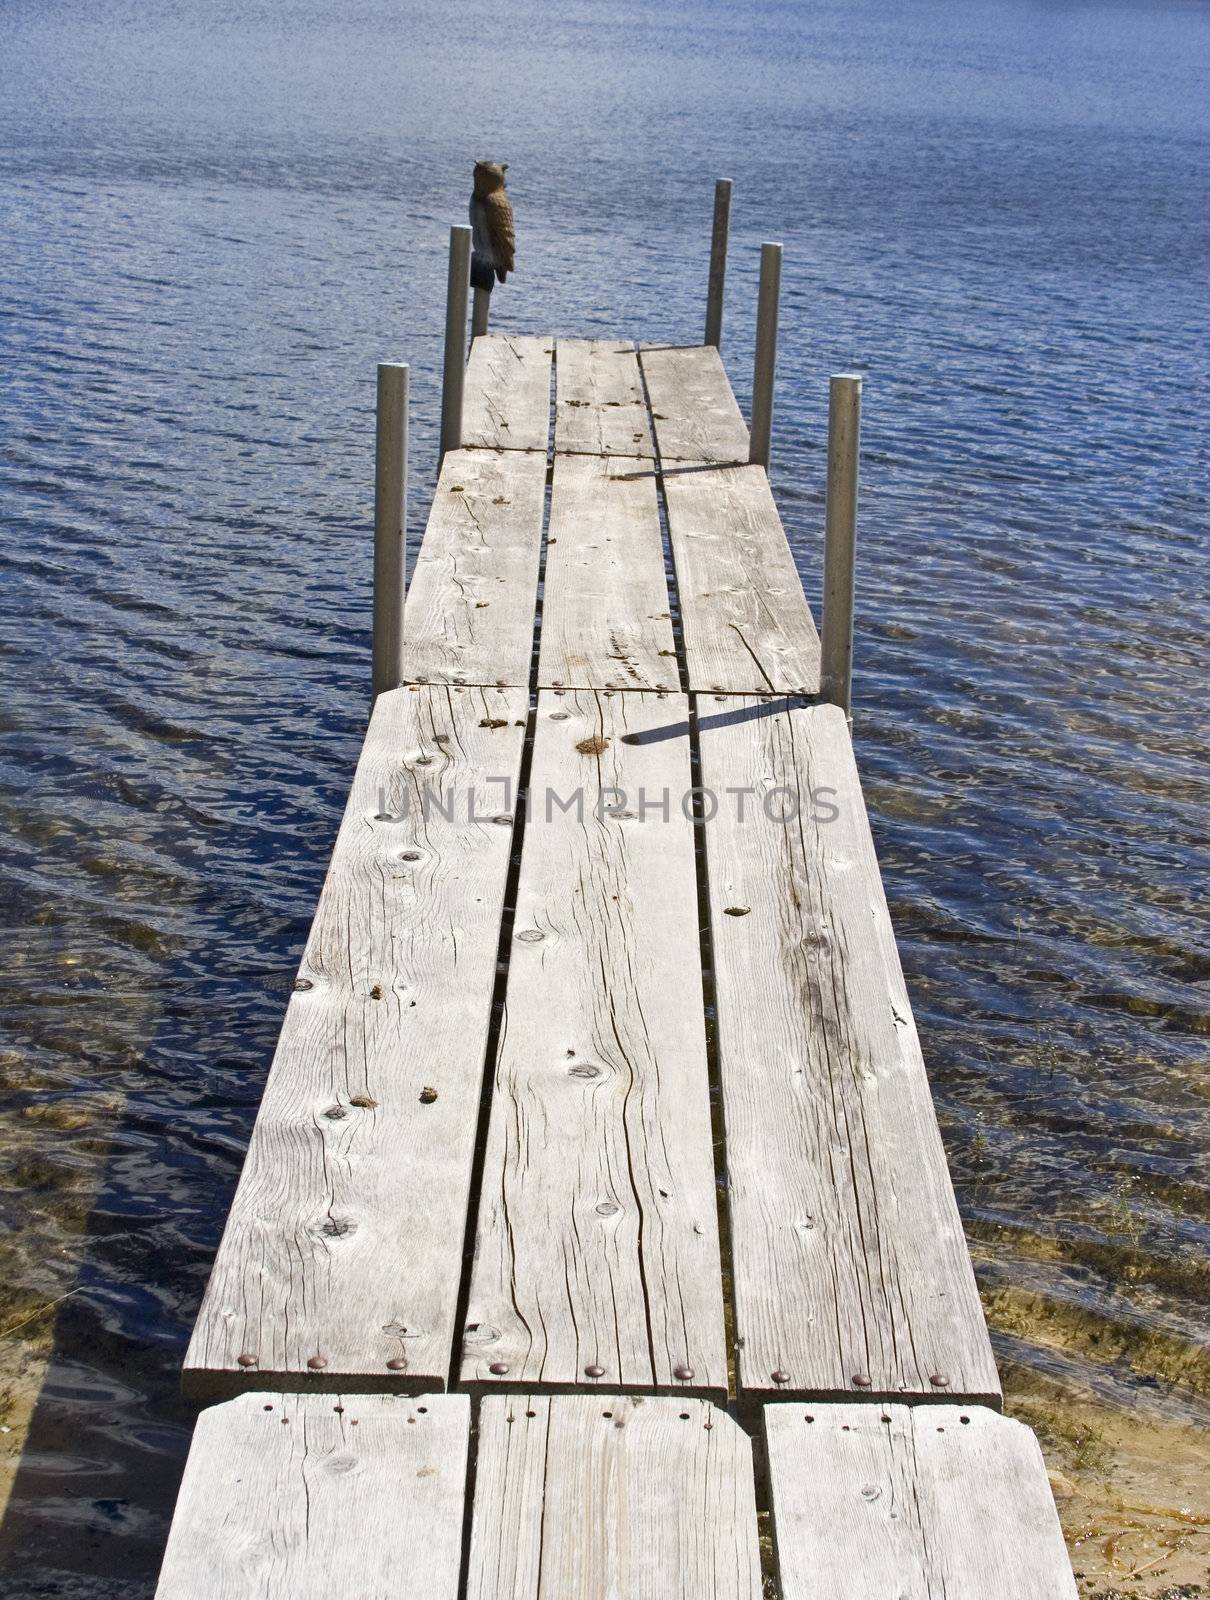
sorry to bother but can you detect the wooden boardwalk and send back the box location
[162,337,1076,1597]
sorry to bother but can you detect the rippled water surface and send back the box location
[1,0,1208,1591]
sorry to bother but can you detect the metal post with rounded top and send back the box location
[373,362,408,699]
[440,225,472,459]
[820,373,862,719]
[749,241,781,468]
[705,177,732,348]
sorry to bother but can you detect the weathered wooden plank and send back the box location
[555,338,654,457]
[461,333,552,452]
[462,690,726,1396]
[640,344,750,463]
[537,452,676,691]
[399,447,546,689]
[664,463,821,695]
[468,1396,762,1600]
[184,686,527,1399]
[765,1403,1077,1599]
[157,1392,468,1599]
[698,700,1000,1403]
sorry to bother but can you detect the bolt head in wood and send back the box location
[673,1365,694,1382]
[488,1361,509,1375]
[852,1373,872,1388]
[929,1373,950,1388]
[385,1357,408,1371]
[772,1370,790,1384]
[237,1352,258,1368]
[307,1355,327,1371]
[584,1364,606,1379]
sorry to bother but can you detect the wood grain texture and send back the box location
[156,1392,469,1600]
[184,686,526,1399]
[462,333,552,452]
[468,1396,762,1600]
[555,339,654,457]
[399,447,546,689]
[664,463,821,695]
[765,1403,1077,1599]
[640,344,750,463]
[697,700,1000,1403]
[537,452,676,691]
[462,690,726,1396]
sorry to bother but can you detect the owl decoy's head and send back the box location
[473,161,509,196]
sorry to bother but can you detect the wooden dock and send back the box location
[156,329,1077,1596]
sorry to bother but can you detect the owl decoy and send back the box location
[470,161,515,292]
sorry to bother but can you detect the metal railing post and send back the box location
[820,373,863,719]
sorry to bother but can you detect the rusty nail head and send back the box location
[772,1369,790,1384]
[386,1357,407,1371]
[852,1373,872,1388]
[929,1373,950,1388]
[307,1355,327,1371]
[237,1352,258,1368]
[584,1364,605,1379]
[673,1365,694,1382]
[488,1361,509,1376]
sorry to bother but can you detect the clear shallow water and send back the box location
[1,0,1207,1590]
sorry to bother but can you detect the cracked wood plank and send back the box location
[765,1403,1077,1599]
[462,333,552,452]
[156,1392,468,1600]
[537,452,676,692]
[697,700,1000,1403]
[468,1396,762,1600]
[184,686,526,1399]
[664,463,821,695]
[462,690,726,1396]
[554,339,654,457]
[640,344,750,464]
[399,448,546,689]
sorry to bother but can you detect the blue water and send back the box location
[1,0,1207,1590]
